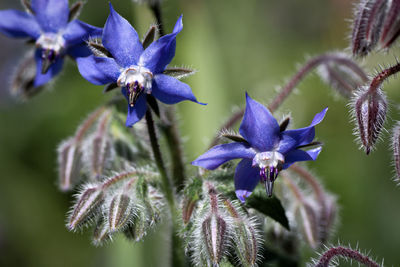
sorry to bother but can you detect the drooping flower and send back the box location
[192,93,327,202]
[76,4,204,127]
[0,0,102,87]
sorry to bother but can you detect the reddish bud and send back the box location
[379,0,400,49]
[353,86,387,154]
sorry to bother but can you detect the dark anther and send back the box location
[279,117,290,132]
[128,82,144,107]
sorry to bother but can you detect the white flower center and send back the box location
[36,33,66,60]
[252,151,284,169]
[117,66,153,107]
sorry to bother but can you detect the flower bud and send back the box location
[108,194,133,233]
[67,185,104,230]
[123,210,147,242]
[392,122,400,181]
[57,139,82,191]
[201,214,227,266]
[317,53,368,98]
[351,0,389,56]
[82,111,114,180]
[92,217,111,246]
[353,86,387,154]
[379,0,400,49]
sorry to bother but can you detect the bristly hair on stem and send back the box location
[309,245,382,267]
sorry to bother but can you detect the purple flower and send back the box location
[0,0,102,87]
[77,4,204,127]
[192,93,327,202]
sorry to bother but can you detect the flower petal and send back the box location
[282,147,322,169]
[33,50,64,87]
[152,74,205,105]
[121,89,147,127]
[63,20,102,47]
[102,3,143,67]
[234,159,260,203]
[278,108,328,154]
[32,0,69,32]
[139,15,183,73]
[192,142,255,170]
[239,93,280,151]
[76,55,120,85]
[67,43,91,59]
[0,10,40,38]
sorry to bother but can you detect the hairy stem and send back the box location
[145,108,174,206]
[315,246,381,267]
[209,53,368,147]
[368,61,400,95]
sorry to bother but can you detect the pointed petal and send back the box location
[63,20,102,47]
[122,90,147,127]
[152,74,205,105]
[234,159,260,203]
[32,0,69,32]
[192,143,255,170]
[282,147,322,169]
[76,55,120,85]
[0,10,40,38]
[239,93,280,151]
[139,15,183,73]
[102,3,143,67]
[33,50,64,87]
[278,108,328,154]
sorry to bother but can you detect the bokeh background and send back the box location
[1,0,400,266]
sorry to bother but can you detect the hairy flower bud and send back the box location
[82,111,114,179]
[379,0,400,49]
[57,138,82,191]
[353,86,387,154]
[92,217,111,246]
[67,185,104,230]
[202,214,227,266]
[108,194,133,232]
[352,0,389,56]
[317,53,368,98]
[296,202,319,248]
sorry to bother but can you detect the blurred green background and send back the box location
[1,0,400,266]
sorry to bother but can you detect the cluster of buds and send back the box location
[57,106,151,191]
[351,0,400,56]
[187,182,261,267]
[66,168,164,246]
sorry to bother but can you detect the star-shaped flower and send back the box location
[77,4,204,127]
[192,93,327,202]
[0,0,102,87]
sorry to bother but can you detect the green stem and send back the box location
[144,108,186,267]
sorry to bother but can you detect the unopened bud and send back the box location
[379,0,400,49]
[108,194,133,232]
[92,217,111,246]
[57,139,82,191]
[317,53,368,98]
[353,86,387,154]
[351,0,389,56]
[123,210,147,242]
[67,185,104,230]
[202,214,227,266]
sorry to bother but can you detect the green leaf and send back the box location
[247,194,290,230]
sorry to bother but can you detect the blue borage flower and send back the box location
[192,93,327,202]
[0,0,102,87]
[77,4,204,127]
